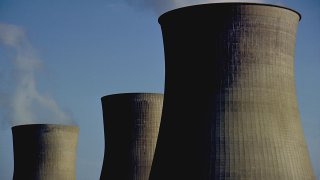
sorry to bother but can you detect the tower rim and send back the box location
[101,92,164,101]
[158,2,301,23]
[11,123,79,131]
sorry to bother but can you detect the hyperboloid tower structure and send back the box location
[100,93,163,180]
[12,124,79,180]
[149,3,315,180]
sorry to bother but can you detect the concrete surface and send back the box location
[150,3,315,180]
[100,93,163,180]
[12,124,79,180]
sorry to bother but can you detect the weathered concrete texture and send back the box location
[149,3,315,180]
[12,124,79,180]
[100,93,163,180]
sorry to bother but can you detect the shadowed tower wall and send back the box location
[100,93,163,180]
[149,3,315,180]
[12,124,79,180]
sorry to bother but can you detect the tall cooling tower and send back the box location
[149,3,315,180]
[12,124,79,180]
[100,93,163,180]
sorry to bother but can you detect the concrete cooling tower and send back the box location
[100,93,163,180]
[149,3,315,180]
[12,124,79,180]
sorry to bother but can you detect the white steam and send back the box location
[120,0,265,15]
[0,23,74,126]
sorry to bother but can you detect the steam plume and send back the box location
[0,23,74,126]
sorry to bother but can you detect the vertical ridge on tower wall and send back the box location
[100,93,163,180]
[149,3,315,180]
[12,124,79,180]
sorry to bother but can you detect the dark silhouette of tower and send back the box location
[12,124,79,180]
[100,93,163,180]
[149,3,315,180]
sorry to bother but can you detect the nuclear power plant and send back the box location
[100,93,163,180]
[5,3,316,180]
[12,124,79,180]
[149,3,315,180]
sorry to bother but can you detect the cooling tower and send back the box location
[12,124,79,180]
[100,93,163,180]
[149,3,315,180]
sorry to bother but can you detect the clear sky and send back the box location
[0,0,319,179]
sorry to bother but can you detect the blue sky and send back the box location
[0,0,319,179]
